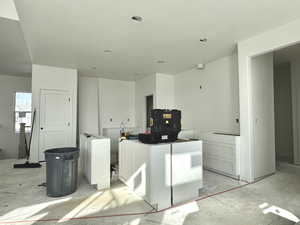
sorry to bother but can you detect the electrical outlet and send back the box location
[110,118,112,122]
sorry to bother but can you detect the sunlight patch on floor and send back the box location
[0,183,147,224]
[160,201,199,225]
[259,202,300,223]
[0,198,71,222]
[58,191,103,222]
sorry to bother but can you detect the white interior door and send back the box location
[295,88,300,164]
[39,89,72,160]
[251,53,275,179]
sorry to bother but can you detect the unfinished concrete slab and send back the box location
[0,160,299,225]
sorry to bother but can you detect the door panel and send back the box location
[251,54,275,179]
[39,90,72,160]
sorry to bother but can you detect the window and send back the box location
[15,92,32,133]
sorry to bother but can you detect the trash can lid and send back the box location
[45,147,79,154]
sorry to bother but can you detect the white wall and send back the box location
[78,76,99,135]
[251,53,275,179]
[135,74,157,131]
[0,74,31,159]
[99,78,135,130]
[31,64,78,162]
[174,54,239,136]
[238,17,300,181]
[274,63,294,163]
[156,73,175,109]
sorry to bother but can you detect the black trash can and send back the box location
[44,147,79,197]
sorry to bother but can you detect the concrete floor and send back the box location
[0,160,299,225]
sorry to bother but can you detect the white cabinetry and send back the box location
[119,140,203,210]
[99,78,135,129]
[199,132,240,179]
[119,140,171,209]
[102,127,140,165]
[80,134,111,190]
[172,141,203,205]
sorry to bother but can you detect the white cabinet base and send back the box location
[199,132,240,179]
[80,134,111,190]
[119,140,203,210]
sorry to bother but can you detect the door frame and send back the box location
[238,19,300,182]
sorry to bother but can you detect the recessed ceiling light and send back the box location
[104,49,112,53]
[200,38,208,42]
[131,16,143,22]
[157,60,166,64]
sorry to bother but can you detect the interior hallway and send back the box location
[0,160,299,225]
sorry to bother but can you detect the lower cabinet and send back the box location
[119,140,171,209]
[200,132,240,179]
[80,134,111,190]
[119,140,203,210]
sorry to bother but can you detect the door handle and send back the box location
[41,127,44,130]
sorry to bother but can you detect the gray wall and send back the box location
[274,63,294,163]
[0,74,31,159]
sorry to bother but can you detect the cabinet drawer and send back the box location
[203,155,235,175]
[203,141,235,161]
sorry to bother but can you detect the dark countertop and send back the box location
[213,132,240,136]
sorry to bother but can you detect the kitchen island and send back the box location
[119,139,203,210]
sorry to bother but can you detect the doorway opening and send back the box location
[250,43,300,180]
[146,95,153,129]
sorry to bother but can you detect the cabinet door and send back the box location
[119,141,125,180]
[119,141,134,181]
[91,139,110,189]
[99,79,135,128]
[86,140,92,183]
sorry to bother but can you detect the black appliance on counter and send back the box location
[138,109,181,144]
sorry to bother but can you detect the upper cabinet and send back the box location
[99,78,135,129]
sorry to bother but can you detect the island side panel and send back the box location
[119,140,153,204]
[149,144,172,210]
[171,140,203,205]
